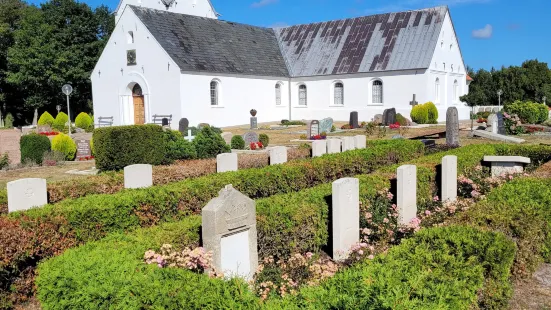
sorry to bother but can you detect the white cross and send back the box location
[184,129,195,142]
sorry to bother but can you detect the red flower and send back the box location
[389,122,401,129]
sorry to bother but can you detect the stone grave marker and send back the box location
[221,132,233,145]
[382,108,397,126]
[184,129,195,142]
[484,156,530,177]
[250,117,258,129]
[340,136,355,152]
[75,139,92,160]
[242,132,259,146]
[311,140,327,157]
[331,178,360,261]
[37,125,52,133]
[306,120,320,138]
[202,185,258,279]
[217,153,238,173]
[373,114,383,124]
[319,118,333,134]
[327,139,341,154]
[349,111,359,129]
[178,118,189,135]
[397,165,417,225]
[441,155,457,202]
[497,112,506,135]
[7,178,47,213]
[0,129,21,165]
[32,109,38,126]
[486,114,497,133]
[446,107,460,146]
[353,135,366,149]
[269,146,287,165]
[124,164,153,189]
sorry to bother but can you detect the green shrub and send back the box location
[231,135,245,150]
[0,153,8,169]
[37,112,55,127]
[259,134,269,147]
[193,126,230,159]
[477,111,491,119]
[51,133,76,161]
[395,113,408,126]
[93,125,167,171]
[4,113,13,128]
[281,120,306,126]
[164,130,196,162]
[410,104,428,124]
[425,101,439,123]
[20,133,51,164]
[504,100,548,124]
[52,112,69,132]
[74,112,93,132]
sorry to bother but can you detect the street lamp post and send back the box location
[497,89,503,108]
[62,84,73,135]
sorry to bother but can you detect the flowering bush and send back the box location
[477,118,487,123]
[39,131,59,136]
[524,125,545,134]
[310,134,326,140]
[249,141,264,150]
[457,165,525,200]
[504,112,525,135]
[77,155,94,161]
[365,121,377,136]
[389,122,400,129]
[144,244,220,278]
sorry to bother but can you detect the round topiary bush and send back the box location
[164,130,196,163]
[259,134,269,147]
[51,133,76,161]
[192,127,230,159]
[75,112,93,132]
[20,133,51,164]
[4,113,14,128]
[410,105,428,124]
[38,112,55,127]
[231,135,245,150]
[425,102,439,124]
[53,112,69,132]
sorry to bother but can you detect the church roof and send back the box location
[131,6,290,77]
[274,6,448,77]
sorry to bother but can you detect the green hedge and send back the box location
[20,133,51,164]
[504,100,548,124]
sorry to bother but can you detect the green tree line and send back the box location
[0,0,113,126]
[461,59,551,107]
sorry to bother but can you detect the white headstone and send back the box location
[353,135,367,149]
[124,164,153,189]
[312,140,327,157]
[202,185,258,280]
[327,139,341,154]
[7,178,48,213]
[331,178,360,261]
[397,165,417,225]
[217,153,238,173]
[483,156,531,177]
[184,129,195,142]
[340,136,355,152]
[441,155,457,202]
[269,146,287,165]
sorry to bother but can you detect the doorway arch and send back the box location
[132,83,145,125]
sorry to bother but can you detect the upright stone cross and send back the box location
[409,94,418,107]
[184,129,195,142]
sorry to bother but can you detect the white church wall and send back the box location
[114,0,217,23]
[179,72,290,127]
[92,7,182,127]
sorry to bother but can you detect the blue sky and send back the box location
[30,0,551,70]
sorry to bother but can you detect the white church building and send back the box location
[92,0,472,128]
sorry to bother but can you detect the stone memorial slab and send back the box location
[124,164,153,189]
[250,117,258,129]
[340,136,355,152]
[331,178,360,261]
[483,156,530,177]
[473,130,525,144]
[242,132,259,145]
[37,125,52,133]
[221,132,233,145]
[75,139,92,160]
[441,155,457,202]
[349,111,359,129]
[217,153,238,173]
[0,130,21,165]
[397,165,417,225]
[497,112,506,135]
[353,135,366,149]
[7,178,47,213]
[327,139,341,154]
[311,140,327,157]
[446,107,460,146]
[178,118,189,135]
[269,146,287,165]
[307,120,320,138]
[202,185,258,279]
[486,114,497,133]
[373,114,383,124]
[382,108,397,126]
[32,109,38,126]
[319,118,333,134]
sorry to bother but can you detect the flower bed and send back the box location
[38,131,59,136]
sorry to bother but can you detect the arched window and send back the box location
[453,80,459,102]
[132,83,143,96]
[372,80,383,104]
[127,31,134,44]
[275,83,282,105]
[298,84,307,106]
[435,78,440,102]
[334,82,344,105]
[210,80,219,106]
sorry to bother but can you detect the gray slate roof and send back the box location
[274,6,447,77]
[131,6,290,77]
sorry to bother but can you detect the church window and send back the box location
[275,83,282,105]
[334,82,344,105]
[299,84,307,106]
[127,31,134,44]
[372,80,383,104]
[435,78,440,102]
[453,80,459,102]
[210,80,219,106]
[127,50,137,66]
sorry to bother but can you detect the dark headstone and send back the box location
[382,108,397,126]
[162,118,169,126]
[242,131,259,145]
[349,111,359,129]
[178,118,189,135]
[250,117,258,129]
[446,107,460,146]
[421,139,436,148]
[497,112,506,135]
[75,139,92,159]
[307,120,320,138]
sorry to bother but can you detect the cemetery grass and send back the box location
[0,161,93,190]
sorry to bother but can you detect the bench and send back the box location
[483,156,530,177]
[97,116,114,128]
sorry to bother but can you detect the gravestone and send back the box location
[340,136,355,152]
[319,118,333,134]
[269,146,287,165]
[446,107,460,146]
[409,94,419,107]
[484,156,530,177]
[124,164,153,189]
[37,125,52,133]
[217,153,238,173]
[311,140,327,157]
[161,118,169,127]
[32,109,38,126]
[548,110,551,120]
[0,130,21,165]
[184,129,195,142]
[202,185,258,279]
[392,134,405,140]
[353,135,367,149]
[382,108,397,126]
[331,178,360,261]
[75,139,92,160]
[397,165,417,225]
[486,114,497,133]
[349,111,359,129]
[250,117,258,129]
[373,114,383,124]
[221,132,233,145]
[441,155,457,202]
[178,118,189,135]
[497,112,506,135]
[7,178,47,213]
[242,132,259,145]
[327,139,341,154]
[307,120,320,138]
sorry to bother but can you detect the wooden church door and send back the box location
[132,84,145,125]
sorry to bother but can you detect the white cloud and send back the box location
[251,0,279,8]
[472,24,493,39]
